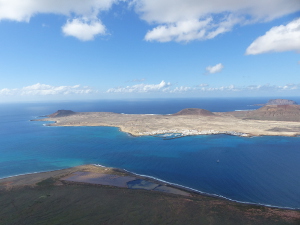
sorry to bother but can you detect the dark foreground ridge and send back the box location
[0,165,299,225]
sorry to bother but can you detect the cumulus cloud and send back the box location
[144,14,241,42]
[0,83,96,96]
[107,80,171,93]
[62,18,106,41]
[246,18,300,55]
[206,63,224,74]
[1,0,299,42]
[134,0,300,42]
[0,0,117,40]
[145,18,213,42]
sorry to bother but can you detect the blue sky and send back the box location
[0,0,299,102]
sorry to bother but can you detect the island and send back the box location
[36,99,300,137]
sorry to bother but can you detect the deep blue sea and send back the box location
[1,98,300,209]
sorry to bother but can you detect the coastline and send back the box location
[36,111,300,137]
[2,165,300,225]
[1,164,299,211]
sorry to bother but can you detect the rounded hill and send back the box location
[245,105,300,121]
[47,110,76,118]
[172,108,215,116]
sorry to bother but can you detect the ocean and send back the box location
[0,98,300,209]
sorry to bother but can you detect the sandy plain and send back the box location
[39,112,300,137]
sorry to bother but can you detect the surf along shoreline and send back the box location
[2,165,300,224]
[1,163,300,212]
[35,106,300,137]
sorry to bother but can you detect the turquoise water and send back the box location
[0,99,300,209]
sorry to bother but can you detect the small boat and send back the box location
[217,160,220,163]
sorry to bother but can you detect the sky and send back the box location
[0,0,300,102]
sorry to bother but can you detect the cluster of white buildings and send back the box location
[139,129,249,137]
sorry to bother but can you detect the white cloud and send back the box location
[169,86,192,93]
[0,0,117,40]
[246,18,300,55]
[145,14,241,42]
[198,83,209,87]
[206,63,224,74]
[245,83,300,91]
[107,81,300,95]
[203,85,238,92]
[107,80,171,93]
[0,0,116,22]
[145,18,212,42]
[1,0,299,42]
[201,84,300,92]
[134,0,300,42]
[62,18,106,41]
[0,83,97,96]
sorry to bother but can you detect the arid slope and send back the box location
[37,107,300,137]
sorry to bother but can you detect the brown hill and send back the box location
[173,108,215,116]
[243,105,300,121]
[47,110,76,118]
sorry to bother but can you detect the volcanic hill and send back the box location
[47,110,76,118]
[172,108,215,116]
[243,105,300,121]
[230,99,300,122]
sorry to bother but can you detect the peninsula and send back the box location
[37,100,300,137]
[1,164,299,224]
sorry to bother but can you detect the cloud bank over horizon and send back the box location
[106,80,300,95]
[1,81,300,101]
[107,80,171,93]
[0,83,97,96]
